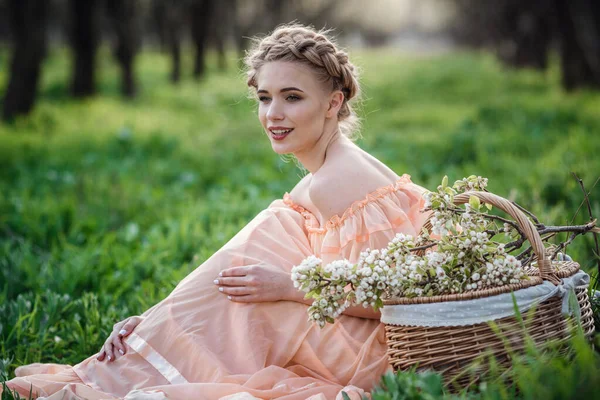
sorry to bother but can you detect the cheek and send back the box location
[258,106,267,127]
[291,102,323,126]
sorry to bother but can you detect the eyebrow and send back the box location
[256,87,304,94]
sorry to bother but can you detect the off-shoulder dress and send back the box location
[3,174,429,400]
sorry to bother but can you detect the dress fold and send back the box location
[3,175,429,399]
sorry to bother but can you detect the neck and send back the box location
[294,123,343,174]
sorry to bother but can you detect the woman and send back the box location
[3,24,429,400]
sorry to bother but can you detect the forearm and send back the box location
[287,288,381,320]
[340,304,381,319]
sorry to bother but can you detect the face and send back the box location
[255,61,339,155]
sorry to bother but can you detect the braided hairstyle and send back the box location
[244,23,361,140]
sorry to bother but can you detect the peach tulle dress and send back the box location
[3,174,429,400]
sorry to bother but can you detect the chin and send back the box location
[266,136,296,155]
[270,143,294,155]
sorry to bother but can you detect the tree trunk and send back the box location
[210,0,234,72]
[2,0,48,121]
[152,0,167,51]
[69,0,99,98]
[511,3,552,69]
[491,0,551,70]
[190,0,215,79]
[169,29,182,83]
[165,3,184,83]
[555,0,600,90]
[566,0,600,86]
[106,0,139,98]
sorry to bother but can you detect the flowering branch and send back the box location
[292,176,525,327]
[291,175,598,327]
[571,173,600,283]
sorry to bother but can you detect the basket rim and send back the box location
[382,260,583,306]
[528,260,580,279]
[382,275,544,305]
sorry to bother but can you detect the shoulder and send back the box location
[289,173,311,202]
[309,144,399,221]
[287,173,319,215]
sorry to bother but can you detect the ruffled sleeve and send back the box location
[283,174,431,265]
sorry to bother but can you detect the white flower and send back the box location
[296,175,528,328]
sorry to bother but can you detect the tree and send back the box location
[164,1,186,83]
[449,0,600,91]
[554,0,600,90]
[210,0,236,72]
[69,0,99,97]
[498,0,552,70]
[190,0,216,79]
[106,0,139,97]
[2,0,48,121]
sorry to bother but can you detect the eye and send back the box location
[286,94,301,101]
[258,96,271,103]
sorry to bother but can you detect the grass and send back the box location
[0,45,599,398]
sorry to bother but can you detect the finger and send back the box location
[227,294,257,303]
[216,276,250,286]
[118,317,142,339]
[111,336,126,357]
[97,348,106,361]
[113,319,127,330]
[219,286,253,296]
[219,266,249,278]
[105,343,115,362]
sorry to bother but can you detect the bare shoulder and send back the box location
[288,173,316,212]
[309,143,399,221]
[289,173,311,198]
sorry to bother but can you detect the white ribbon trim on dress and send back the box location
[380,271,590,327]
[126,332,189,384]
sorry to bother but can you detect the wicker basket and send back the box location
[382,191,594,387]
[527,258,595,339]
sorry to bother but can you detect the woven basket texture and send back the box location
[382,191,595,386]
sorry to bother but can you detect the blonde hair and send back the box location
[244,23,361,140]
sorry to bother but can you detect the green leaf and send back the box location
[469,195,481,209]
[568,290,581,323]
[485,202,493,210]
[441,175,448,189]
[420,371,444,395]
[445,219,454,231]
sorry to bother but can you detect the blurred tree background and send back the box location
[2,0,600,120]
[0,0,599,392]
[2,0,600,119]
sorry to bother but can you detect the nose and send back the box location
[266,99,284,121]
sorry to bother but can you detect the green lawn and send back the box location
[1,46,599,398]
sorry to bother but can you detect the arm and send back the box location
[216,265,382,319]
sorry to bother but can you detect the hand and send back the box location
[96,315,144,362]
[215,265,295,303]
